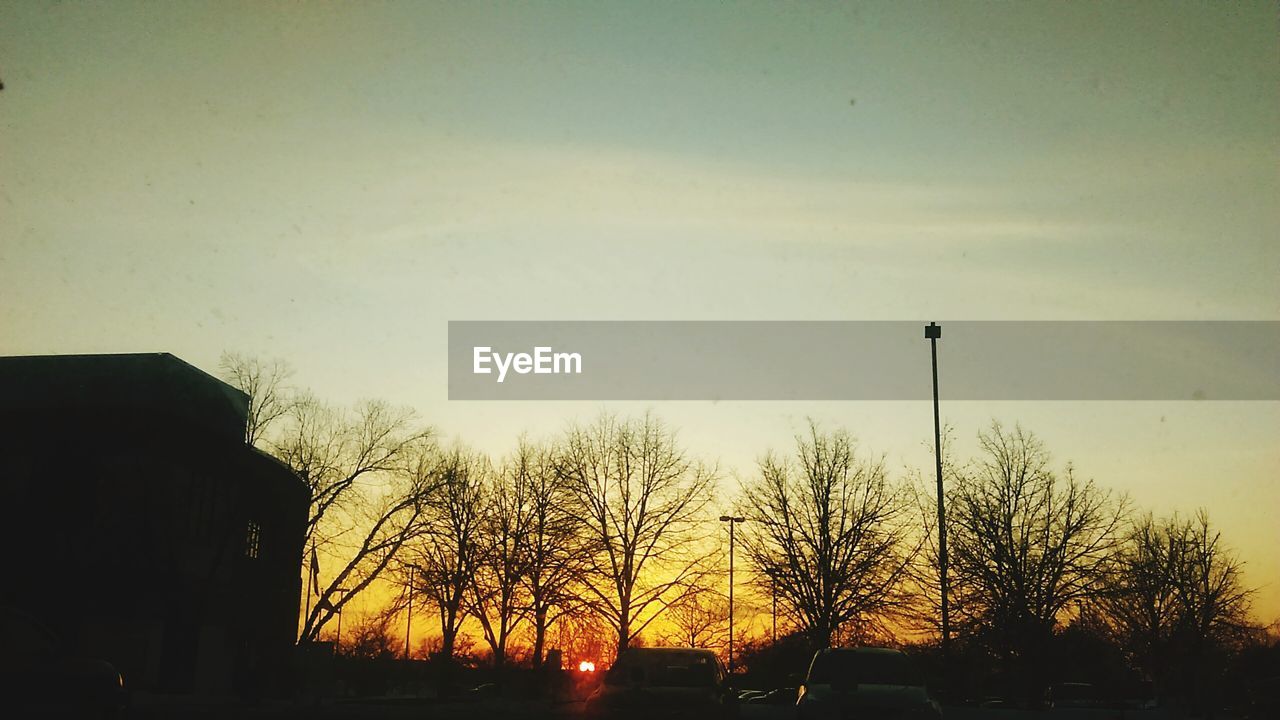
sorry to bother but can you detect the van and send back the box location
[796,647,941,720]
[584,647,738,719]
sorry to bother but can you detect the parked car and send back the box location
[747,687,798,705]
[1046,682,1103,709]
[796,647,941,720]
[740,686,800,720]
[584,647,739,719]
[0,606,127,719]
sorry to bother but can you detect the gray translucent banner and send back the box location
[448,321,1280,401]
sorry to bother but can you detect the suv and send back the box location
[585,647,738,719]
[796,647,941,720]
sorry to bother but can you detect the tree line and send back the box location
[219,353,1266,701]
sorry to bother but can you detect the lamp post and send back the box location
[405,567,418,661]
[719,515,745,673]
[303,544,315,643]
[925,321,950,651]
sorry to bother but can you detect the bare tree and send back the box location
[556,412,718,653]
[273,394,433,553]
[1175,511,1255,650]
[661,590,730,649]
[1096,511,1253,702]
[549,610,614,668]
[468,447,535,668]
[946,422,1128,668]
[300,438,439,642]
[403,445,488,661]
[218,352,294,447]
[515,438,590,667]
[1093,513,1185,680]
[343,609,401,661]
[219,353,437,643]
[739,421,919,649]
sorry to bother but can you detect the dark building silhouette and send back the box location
[0,353,309,697]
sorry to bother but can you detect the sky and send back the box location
[2,1,1278,625]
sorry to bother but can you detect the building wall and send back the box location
[0,354,308,697]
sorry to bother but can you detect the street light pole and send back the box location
[303,543,314,643]
[405,567,415,661]
[925,321,950,651]
[769,570,777,644]
[719,515,745,673]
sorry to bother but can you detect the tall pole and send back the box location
[720,515,745,672]
[771,573,777,644]
[926,322,950,651]
[303,543,314,642]
[405,568,414,661]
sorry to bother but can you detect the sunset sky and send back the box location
[2,1,1277,626]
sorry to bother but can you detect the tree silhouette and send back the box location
[402,445,487,661]
[510,438,590,667]
[946,422,1128,694]
[299,438,438,642]
[661,589,730,649]
[739,421,918,649]
[217,352,294,447]
[468,444,537,668]
[556,412,717,653]
[220,353,437,643]
[1095,510,1253,707]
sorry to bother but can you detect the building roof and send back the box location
[0,352,250,443]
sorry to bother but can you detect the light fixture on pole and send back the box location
[719,515,746,673]
[925,321,950,651]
